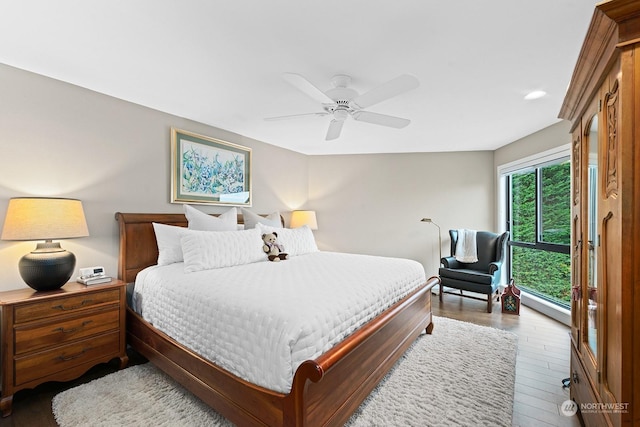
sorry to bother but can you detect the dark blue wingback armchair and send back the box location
[438,230,509,313]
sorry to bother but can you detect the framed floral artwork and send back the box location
[171,128,252,206]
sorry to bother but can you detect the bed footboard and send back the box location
[126,277,437,427]
[286,277,437,426]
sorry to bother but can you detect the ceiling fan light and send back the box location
[333,109,349,121]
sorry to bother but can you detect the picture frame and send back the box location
[171,128,252,206]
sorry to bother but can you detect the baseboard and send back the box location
[521,292,570,326]
[438,285,571,327]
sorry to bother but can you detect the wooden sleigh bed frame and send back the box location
[116,212,437,427]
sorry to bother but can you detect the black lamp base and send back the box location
[19,242,76,292]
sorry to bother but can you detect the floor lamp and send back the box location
[420,217,442,269]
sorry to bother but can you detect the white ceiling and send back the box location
[0,1,595,155]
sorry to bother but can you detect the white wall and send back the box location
[304,122,572,280]
[494,121,571,168]
[308,152,495,277]
[0,64,309,291]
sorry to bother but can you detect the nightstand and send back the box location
[0,280,128,416]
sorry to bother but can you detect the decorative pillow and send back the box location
[184,205,237,231]
[241,208,281,229]
[257,223,318,257]
[152,222,187,265]
[181,228,265,272]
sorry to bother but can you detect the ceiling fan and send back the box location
[265,73,420,141]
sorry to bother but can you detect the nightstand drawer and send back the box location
[14,331,120,386]
[0,280,128,417]
[14,289,120,324]
[14,308,120,355]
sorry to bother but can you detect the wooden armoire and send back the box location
[559,1,639,426]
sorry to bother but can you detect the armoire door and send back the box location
[578,98,600,391]
[597,59,622,413]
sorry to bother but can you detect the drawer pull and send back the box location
[52,299,93,311]
[53,320,93,334]
[56,347,91,362]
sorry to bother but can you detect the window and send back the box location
[505,158,571,308]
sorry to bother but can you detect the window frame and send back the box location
[497,144,572,312]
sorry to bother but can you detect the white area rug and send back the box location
[52,316,517,427]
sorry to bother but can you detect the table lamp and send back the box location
[290,210,318,230]
[1,197,89,291]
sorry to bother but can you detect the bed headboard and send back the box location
[115,212,285,283]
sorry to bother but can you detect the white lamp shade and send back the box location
[2,197,89,241]
[290,210,318,230]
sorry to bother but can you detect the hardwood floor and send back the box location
[2,293,580,427]
[433,291,581,427]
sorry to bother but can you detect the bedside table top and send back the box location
[0,280,127,305]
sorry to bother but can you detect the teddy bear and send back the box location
[262,232,289,262]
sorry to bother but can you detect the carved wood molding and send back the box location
[604,79,619,198]
[598,0,640,43]
[573,132,581,206]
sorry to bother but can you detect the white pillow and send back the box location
[241,208,281,229]
[257,223,318,257]
[152,222,186,265]
[181,228,265,272]
[184,205,237,231]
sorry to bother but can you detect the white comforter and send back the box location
[133,251,426,393]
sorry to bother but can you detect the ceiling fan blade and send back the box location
[325,119,344,141]
[351,111,410,128]
[350,74,419,109]
[265,112,329,121]
[283,73,335,105]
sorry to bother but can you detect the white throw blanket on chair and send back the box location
[455,229,478,263]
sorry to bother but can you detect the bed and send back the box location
[116,212,437,427]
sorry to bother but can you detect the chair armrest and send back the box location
[441,256,461,269]
[488,261,503,275]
